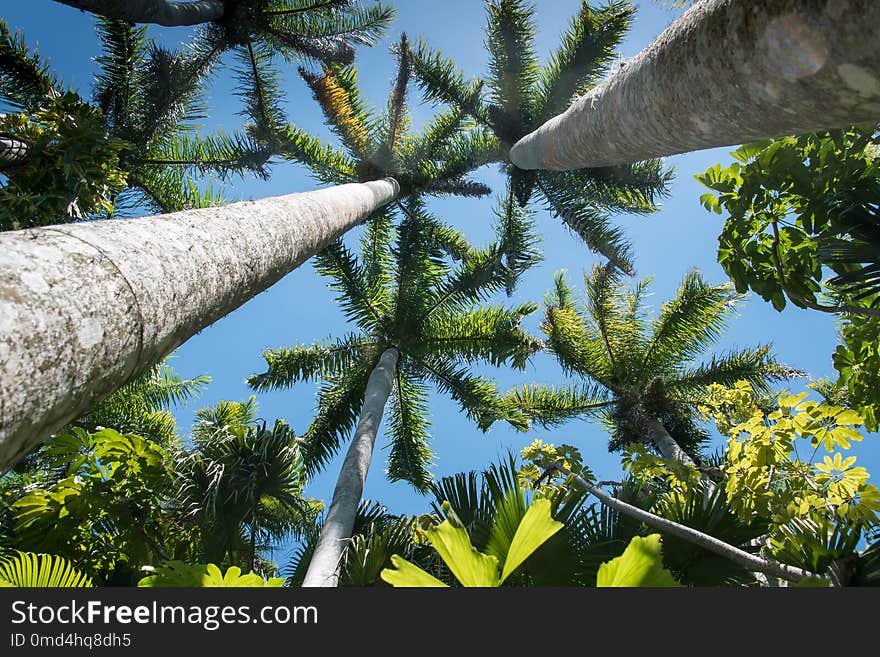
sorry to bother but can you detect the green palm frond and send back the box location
[485,0,540,133]
[141,129,272,180]
[269,1,395,51]
[536,0,631,121]
[0,552,93,587]
[542,289,611,383]
[641,271,741,372]
[421,304,540,370]
[315,239,389,330]
[653,482,768,586]
[276,123,357,183]
[501,383,612,430]
[135,41,219,147]
[409,107,468,163]
[248,334,374,391]
[667,346,798,398]
[236,39,287,144]
[128,167,227,213]
[386,374,433,492]
[415,355,507,432]
[192,398,259,445]
[92,18,148,133]
[0,19,61,111]
[302,358,374,474]
[537,174,635,274]
[410,39,489,124]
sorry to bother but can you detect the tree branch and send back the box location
[547,462,821,585]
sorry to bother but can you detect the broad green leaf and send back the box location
[596,535,680,588]
[380,555,449,588]
[795,577,831,587]
[425,516,500,587]
[138,562,283,587]
[500,498,564,583]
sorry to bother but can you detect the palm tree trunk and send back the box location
[0,134,30,168]
[642,415,697,467]
[0,179,399,469]
[510,0,880,171]
[53,0,225,26]
[302,347,399,588]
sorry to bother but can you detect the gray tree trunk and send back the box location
[0,179,399,469]
[0,135,30,169]
[557,464,817,584]
[302,347,400,588]
[510,0,880,170]
[53,0,225,26]
[643,415,697,467]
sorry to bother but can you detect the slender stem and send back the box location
[551,462,820,584]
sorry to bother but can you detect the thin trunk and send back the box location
[642,415,697,468]
[53,0,225,26]
[553,463,818,585]
[510,0,880,171]
[302,347,400,588]
[643,415,717,499]
[0,179,399,469]
[0,135,31,169]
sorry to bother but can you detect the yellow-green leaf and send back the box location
[596,535,681,588]
[500,498,564,583]
[380,555,448,588]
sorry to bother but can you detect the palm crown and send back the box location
[278,34,498,202]
[506,266,797,459]
[410,0,672,273]
[249,202,542,491]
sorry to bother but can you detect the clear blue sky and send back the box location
[4,1,878,566]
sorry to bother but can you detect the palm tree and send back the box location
[172,399,317,573]
[0,18,272,228]
[248,202,541,586]
[410,0,671,273]
[279,34,497,206]
[509,0,880,170]
[504,266,797,467]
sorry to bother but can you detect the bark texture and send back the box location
[510,0,880,170]
[0,179,399,468]
[0,135,31,169]
[53,0,225,26]
[302,347,400,588]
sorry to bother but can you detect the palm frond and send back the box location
[535,0,632,121]
[495,184,542,295]
[410,39,490,125]
[386,372,434,492]
[235,39,287,144]
[415,355,507,432]
[302,357,374,474]
[92,18,149,133]
[642,271,742,372]
[142,129,272,180]
[315,239,389,331]
[537,173,634,274]
[667,346,799,399]
[0,551,93,587]
[0,19,61,112]
[248,334,374,392]
[299,64,373,159]
[501,383,612,430]
[277,123,357,183]
[485,0,540,131]
[421,304,541,370]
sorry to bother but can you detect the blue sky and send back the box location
[4,1,878,566]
